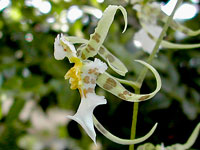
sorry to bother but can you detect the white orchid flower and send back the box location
[134,25,162,53]
[54,5,162,144]
[134,1,200,53]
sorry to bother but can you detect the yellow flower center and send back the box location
[65,57,82,91]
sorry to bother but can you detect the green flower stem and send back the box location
[129,89,140,150]
[136,0,183,87]
[129,0,183,150]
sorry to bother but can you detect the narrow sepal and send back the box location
[66,36,128,76]
[93,116,157,145]
[96,60,161,102]
[80,5,127,59]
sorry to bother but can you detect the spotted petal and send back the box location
[67,58,107,143]
[54,34,76,60]
[97,60,161,102]
[79,5,127,59]
[66,36,128,76]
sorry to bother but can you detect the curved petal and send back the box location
[66,36,128,76]
[97,60,161,102]
[161,40,200,49]
[93,116,157,145]
[182,122,200,149]
[54,34,67,60]
[140,19,200,50]
[67,94,107,143]
[141,24,200,51]
[80,5,127,59]
[54,34,77,60]
[167,122,200,150]
[99,46,128,76]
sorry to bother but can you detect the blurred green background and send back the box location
[0,0,200,149]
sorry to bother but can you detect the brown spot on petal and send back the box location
[103,84,112,90]
[99,47,105,54]
[94,72,99,76]
[103,78,117,90]
[107,78,117,87]
[81,53,86,59]
[88,68,99,75]
[106,54,115,63]
[88,69,94,74]
[91,79,96,84]
[86,48,90,53]
[77,50,81,57]
[87,88,94,93]
[139,95,150,101]
[83,88,94,97]
[123,90,131,96]
[118,93,126,100]
[92,33,100,43]
[83,76,90,84]
[88,44,95,51]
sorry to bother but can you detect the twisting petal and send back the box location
[67,94,107,143]
[97,60,161,102]
[54,34,76,60]
[67,58,107,143]
[181,122,200,149]
[98,46,128,76]
[140,23,200,51]
[80,5,127,59]
[166,122,200,150]
[161,40,200,49]
[137,122,200,150]
[66,36,128,76]
[54,34,67,60]
[93,116,158,145]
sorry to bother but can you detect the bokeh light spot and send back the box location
[133,40,142,48]
[97,0,104,3]
[25,33,33,42]
[161,0,198,20]
[0,0,11,11]
[67,6,83,23]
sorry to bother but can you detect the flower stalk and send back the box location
[129,0,183,149]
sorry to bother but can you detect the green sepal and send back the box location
[66,36,128,76]
[79,5,127,59]
[96,60,161,102]
[93,115,157,145]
